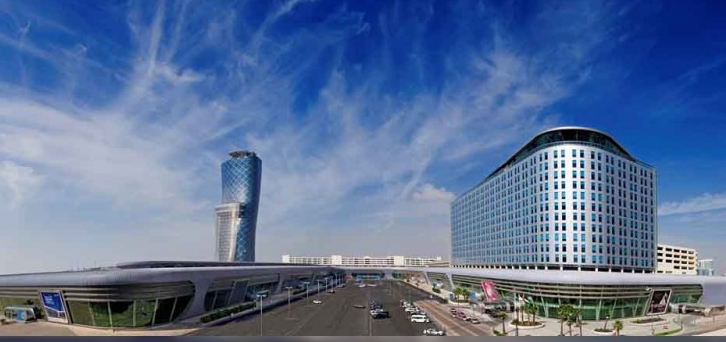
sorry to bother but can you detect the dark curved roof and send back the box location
[483,126,638,184]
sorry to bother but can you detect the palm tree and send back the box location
[500,312,508,335]
[525,302,538,324]
[613,320,623,336]
[557,304,574,336]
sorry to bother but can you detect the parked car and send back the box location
[411,314,430,323]
[470,318,481,324]
[404,307,418,313]
[327,289,335,293]
[313,300,322,304]
[423,328,445,336]
[354,304,366,309]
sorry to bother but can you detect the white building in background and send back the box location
[656,243,697,275]
[281,254,443,267]
[698,259,716,276]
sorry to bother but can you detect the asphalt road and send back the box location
[192,280,438,336]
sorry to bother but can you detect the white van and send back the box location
[410,314,430,323]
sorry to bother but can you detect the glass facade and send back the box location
[451,127,657,272]
[217,151,262,262]
[450,274,702,320]
[64,296,191,328]
[0,282,194,328]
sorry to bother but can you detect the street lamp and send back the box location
[284,287,293,318]
[304,282,310,305]
[603,315,610,331]
[256,294,264,336]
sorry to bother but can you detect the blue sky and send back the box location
[0,0,725,275]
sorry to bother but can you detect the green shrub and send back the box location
[199,302,257,323]
[654,327,682,336]
[633,317,664,324]
[493,329,506,336]
[432,288,441,293]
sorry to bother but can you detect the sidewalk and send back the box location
[399,279,726,336]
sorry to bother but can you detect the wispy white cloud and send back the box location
[659,190,726,216]
[0,0,629,273]
[411,184,455,202]
[0,160,42,207]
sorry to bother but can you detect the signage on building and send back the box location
[39,291,68,324]
[481,281,498,301]
[646,289,672,316]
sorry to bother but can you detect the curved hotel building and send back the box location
[215,151,262,262]
[452,127,656,273]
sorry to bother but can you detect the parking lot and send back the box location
[192,280,439,336]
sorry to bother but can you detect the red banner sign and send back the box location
[481,281,498,301]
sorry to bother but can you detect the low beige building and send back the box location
[656,243,697,275]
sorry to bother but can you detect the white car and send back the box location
[423,328,445,336]
[404,307,418,313]
[312,300,322,304]
[411,314,430,323]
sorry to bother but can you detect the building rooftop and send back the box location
[456,126,650,201]
[228,150,257,158]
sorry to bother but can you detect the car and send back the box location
[327,289,335,293]
[368,284,377,287]
[450,308,457,313]
[404,307,418,313]
[470,318,481,324]
[312,300,322,304]
[358,284,366,288]
[410,314,430,323]
[371,310,389,319]
[354,304,366,309]
[423,328,445,336]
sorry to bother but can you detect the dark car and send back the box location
[354,304,366,309]
[372,310,390,319]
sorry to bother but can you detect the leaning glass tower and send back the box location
[215,151,262,262]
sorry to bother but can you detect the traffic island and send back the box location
[629,317,666,326]
[509,321,545,330]
[592,328,616,336]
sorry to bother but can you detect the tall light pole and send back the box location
[256,294,264,336]
[305,283,310,305]
[285,287,293,318]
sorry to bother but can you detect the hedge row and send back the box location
[654,327,682,336]
[200,302,257,323]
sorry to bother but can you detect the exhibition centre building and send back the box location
[1,262,725,329]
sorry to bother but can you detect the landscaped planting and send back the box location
[199,302,257,323]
